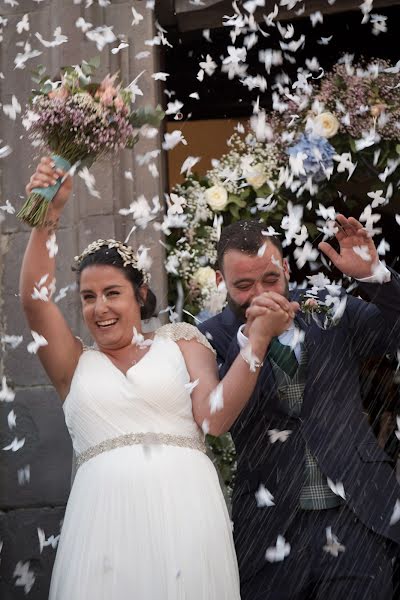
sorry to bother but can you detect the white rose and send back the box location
[313,112,339,138]
[245,164,268,189]
[192,266,216,290]
[205,185,228,211]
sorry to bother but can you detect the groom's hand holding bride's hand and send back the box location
[245,292,300,356]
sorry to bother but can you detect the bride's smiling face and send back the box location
[79,264,144,350]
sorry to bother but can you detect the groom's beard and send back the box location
[227,279,290,322]
[226,295,250,322]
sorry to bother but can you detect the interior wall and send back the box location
[166,118,246,189]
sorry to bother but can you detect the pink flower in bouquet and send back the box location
[114,95,126,112]
[99,73,119,91]
[99,86,117,106]
[48,86,69,101]
[95,74,120,106]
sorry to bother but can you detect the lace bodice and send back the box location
[155,322,215,354]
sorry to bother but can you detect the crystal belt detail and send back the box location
[76,432,207,468]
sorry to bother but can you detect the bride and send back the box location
[20,157,298,599]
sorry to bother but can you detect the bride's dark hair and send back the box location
[74,247,157,320]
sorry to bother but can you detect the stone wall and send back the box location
[0,2,165,597]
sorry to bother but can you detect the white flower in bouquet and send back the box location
[310,112,340,138]
[192,266,217,289]
[205,185,228,211]
[244,163,268,189]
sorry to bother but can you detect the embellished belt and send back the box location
[76,432,207,468]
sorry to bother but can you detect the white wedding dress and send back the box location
[49,323,240,600]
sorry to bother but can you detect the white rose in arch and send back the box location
[192,266,217,290]
[245,164,268,189]
[205,185,228,211]
[313,112,340,139]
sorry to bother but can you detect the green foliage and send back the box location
[130,105,165,128]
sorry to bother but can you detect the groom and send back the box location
[199,216,400,600]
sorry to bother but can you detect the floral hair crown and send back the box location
[74,239,151,284]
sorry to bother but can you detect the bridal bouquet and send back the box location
[18,58,164,227]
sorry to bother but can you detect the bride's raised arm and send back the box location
[19,157,82,400]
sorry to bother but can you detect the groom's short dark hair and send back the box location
[217,220,283,272]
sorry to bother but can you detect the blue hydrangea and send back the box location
[287,134,335,182]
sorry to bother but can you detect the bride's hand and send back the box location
[26,157,73,212]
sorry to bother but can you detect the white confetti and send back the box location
[317,35,333,45]
[184,379,199,394]
[46,234,58,259]
[86,25,116,51]
[16,14,29,34]
[7,410,17,429]
[0,144,12,158]
[18,465,30,485]
[78,167,100,198]
[267,429,292,443]
[166,100,184,116]
[294,241,319,269]
[353,245,372,262]
[131,327,153,349]
[180,156,201,175]
[0,377,15,402]
[111,42,129,54]
[3,95,21,120]
[162,130,187,151]
[135,51,151,60]
[167,193,186,215]
[54,283,76,303]
[152,71,170,81]
[13,561,35,594]
[75,17,92,33]
[136,245,153,272]
[38,528,60,553]
[209,383,224,414]
[27,331,48,354]
[35,27,68,47]
[310,11,323,27]
[201,419,210,434]
[1,335,23,349]
[3,437,25,451]
[390,499,400,526]
[327,478,346,500]
[395,415,400,441]
[31,284,50,302]
[131,6,144,25]
[265,535,291,562]
[257,242,267,257]
[255,484,275,507]
[323,526,345,557]
[14,42,42,70]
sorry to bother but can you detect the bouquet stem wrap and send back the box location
[17,154,72,227]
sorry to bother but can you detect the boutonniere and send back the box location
[299,294,346,329]
[300,296,330,316]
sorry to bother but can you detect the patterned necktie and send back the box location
[268,337,298,378]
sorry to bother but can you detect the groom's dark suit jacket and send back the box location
[199,271,400,582]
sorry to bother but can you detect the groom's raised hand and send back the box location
[318,214,379,279]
